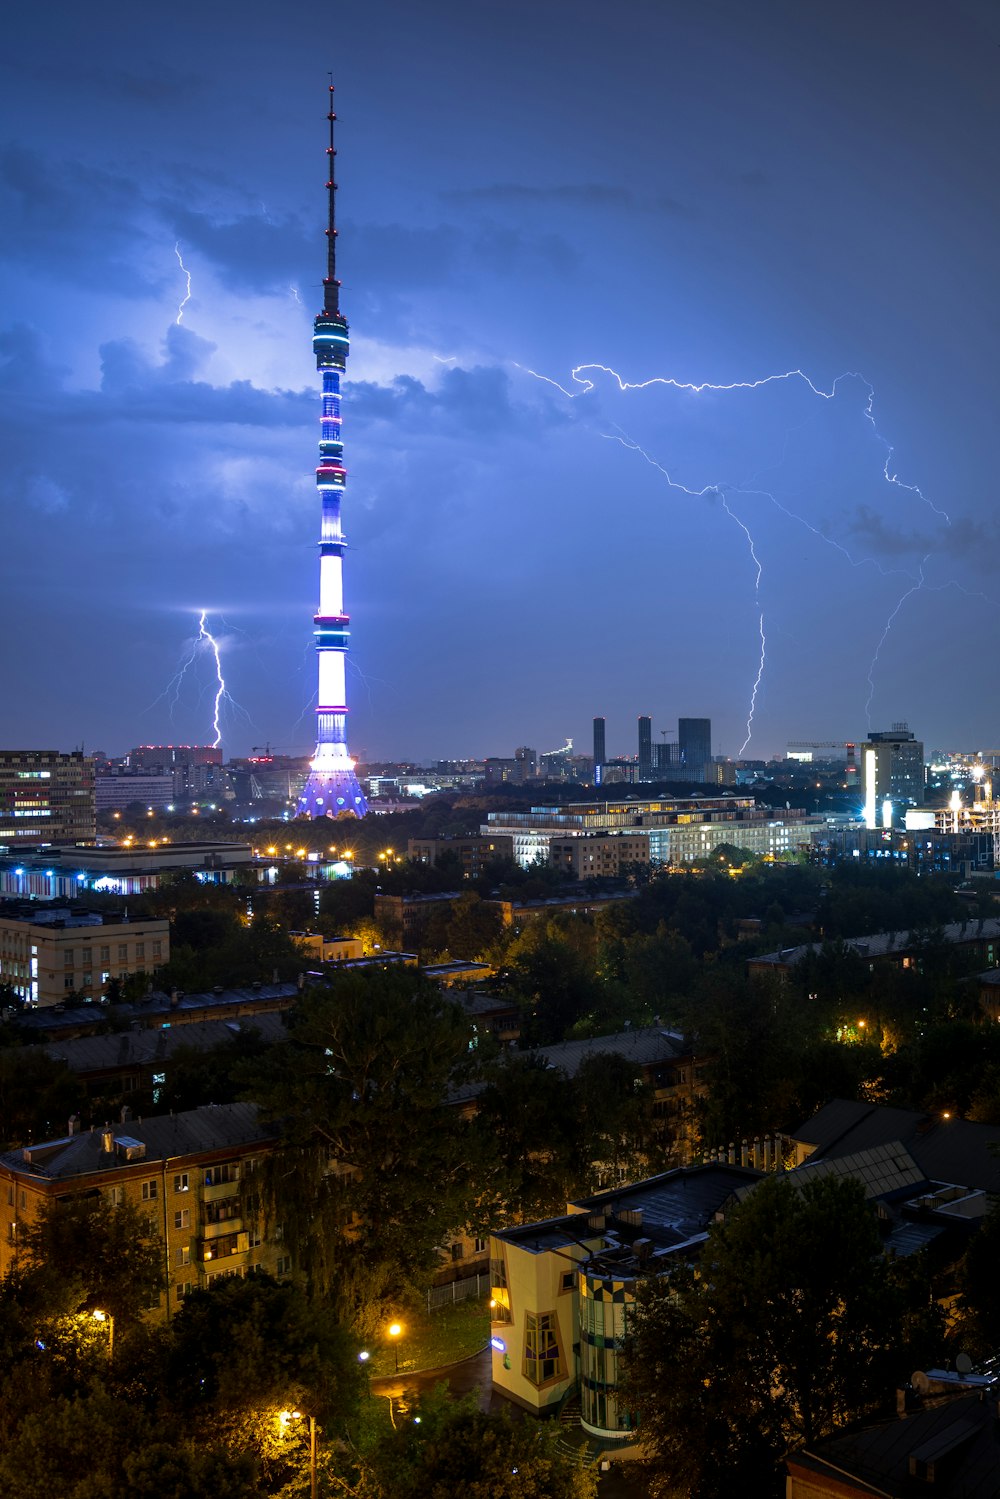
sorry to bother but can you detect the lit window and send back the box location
[524,1312,563,1385]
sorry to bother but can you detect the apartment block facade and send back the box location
[0,910,170,1007]
[0,1104,284,1319]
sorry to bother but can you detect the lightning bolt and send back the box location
[174,243,192,325]
[864,557,929,729]
[526,360,951,745]
[289,284,304,307]
[143,611,253,747]
[720,497,766,755]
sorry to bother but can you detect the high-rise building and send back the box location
[638,716,653,781]
[297,86,368,821]
[593,718,606,784]
[678,718,712,778]
[861,722,925,828]
[0,751,95,846]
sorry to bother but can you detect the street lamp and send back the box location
[279,1409,318,1499]
[388,1321,403,1374]
[92,1308,114,1361]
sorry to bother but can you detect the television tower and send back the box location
[297,84,368,819]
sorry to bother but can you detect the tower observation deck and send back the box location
[297,85,368,820]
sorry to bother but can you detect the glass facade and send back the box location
[579,1273,636,1437]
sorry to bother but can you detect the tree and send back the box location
[622,1174,899,1499]
[162,1273,362,1429]
[359,1386,596,1499]
[243,968,484,1330]
[21,1194,164,1327]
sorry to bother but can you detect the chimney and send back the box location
[101,1128,114,1154]
[67,1114,79,1136]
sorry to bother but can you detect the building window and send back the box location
[152,941,162,961]
[177,1281,193,1299]
[100,946,110,964]
[248,1226,262,1248]
[276,1256,291,1276]
[5,1185,11,1206]
[63,950,74,966]
[474,1237,487,1254]
[523,1312,563,1386]
[118,945,128,963]
[205,1199,240,1226]
[141,1180,158,1202]
[174,1209,190,1230]
[19,1190,26,1210]
[204,1162,240,1187]
[176,1245,190,1266]
[451,1242,464,1261]
[109,1185,124,1206]
[561,1271,576,1293]
[136,943,145,960]
[173,1172,189,1193]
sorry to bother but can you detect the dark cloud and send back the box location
[445,181,688,215]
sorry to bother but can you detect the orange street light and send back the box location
[388,1320,403,1374]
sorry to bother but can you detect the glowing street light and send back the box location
[278,1409,318,1499]
[388,1320,403,1374]
[92,1308,114,1360]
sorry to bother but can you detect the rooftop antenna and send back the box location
[324,77,340,314]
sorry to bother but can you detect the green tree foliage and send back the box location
[505,920,602,1044]
[952,1198,1000,1358]
[242,968,483,1329]
[358,1386,596,1499]
[622,1174,899,1498]
[21,1194,164,1327]
[0,1045,83,1149]
[474,1054,581,1221]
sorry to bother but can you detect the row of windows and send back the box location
[61,943,162,965]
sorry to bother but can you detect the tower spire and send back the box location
[297,82,367,821]
[324,78,340,314]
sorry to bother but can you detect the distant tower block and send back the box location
[679,718,712,778]
[638,716,653,781]
[298,85,368,820]
[593,717,606,782]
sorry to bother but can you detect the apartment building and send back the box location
[0,1103,283,1319]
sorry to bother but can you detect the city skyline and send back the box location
[2,2,998,761]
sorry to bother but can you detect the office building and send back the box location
[407,834,514,878]
[0,751,95,846]
[94,772,174,812]
[485,796,824,867]
[861,722,924,828]
[297,88,367,820]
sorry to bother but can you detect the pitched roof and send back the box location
[788,1391,1000,1498]
[792,1100,1000,1195]
[1,1102,274,1182]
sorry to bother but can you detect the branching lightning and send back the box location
[525,358,951,748]
[143,611,252,748]
[289,284,304,307]
[174,243,192,325]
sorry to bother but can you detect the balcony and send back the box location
[202,1216,243,1241]
[203,1180,240,1204]
[199,1230,249,1263]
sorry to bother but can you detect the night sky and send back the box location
[3,1,998,764]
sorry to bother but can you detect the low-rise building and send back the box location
[407,834,515,878]
[0,839,256,901]
[749,919,1000,984]
[549,833,652,878]
[0,1103,283,1318]
[290,932,364,963]
[0,909,170,1007]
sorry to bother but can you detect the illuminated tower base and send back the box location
[298,762,367,819]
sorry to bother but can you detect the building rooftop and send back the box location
[753,917,1000,969]
[496,1163,762,1265]
[43,1012,288,1075]
[789,1391,1000,1498]
[529,1026,692,1078]
[791,1099,1000,1195]
[1,1102,273,1182]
